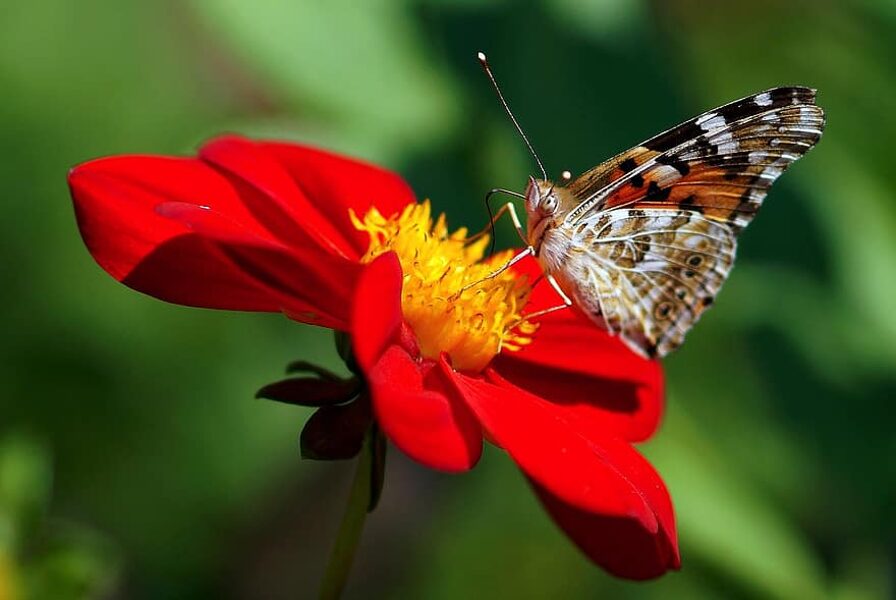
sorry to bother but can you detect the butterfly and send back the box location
[476,53,825,359]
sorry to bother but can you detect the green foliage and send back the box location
[191,0,462,161]
[0,435,52,548]
[0,0,893,598]
[0,435,118,600]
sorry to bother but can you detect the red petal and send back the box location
[367,346,482,472]
[351,253,404,372]
[532,480,680,580]
[352,253,480,471]
[445,368,676,547]
[497,255,665,441]
[199,136,360,259]
[260,140,415,256]
[69,156,358,328]
[491,355,663,443]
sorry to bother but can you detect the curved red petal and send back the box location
[260,140,415,256]
[531,480,680,580]
[505,311,663,386]
[367,346,482,472]
[69,156,358,328]
[491,355,663,443]
[199,136,359,259]
[351,252,404,373]
[498,254,665,441]
[445,368,676,545]
[352,254,480,471]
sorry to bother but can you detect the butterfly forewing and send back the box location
[566,87,822,223]
[553,87,824,358]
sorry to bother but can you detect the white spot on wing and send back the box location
[696,112,726,131]
[755,92,773,106]
[713,131,738,154]
[759,166,784,180]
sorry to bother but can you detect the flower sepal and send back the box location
[300,394,372,461]
[257,348,371,461]
[334,331,361,376]
[255,376,361,407]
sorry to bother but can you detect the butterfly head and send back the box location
[524,176,564,250]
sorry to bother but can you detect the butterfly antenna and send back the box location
[477,52,548,181]
[484,188,525,256]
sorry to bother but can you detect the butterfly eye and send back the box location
[542,194,558,212]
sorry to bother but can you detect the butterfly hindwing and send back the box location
[563,208,735,357]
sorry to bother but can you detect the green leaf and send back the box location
[21,524,120,600]
[546,0,648,40]
[190,0,462,157]
[0,434,52,547]
[646,404,828,600]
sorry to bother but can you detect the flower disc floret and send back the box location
[351,201,536,371]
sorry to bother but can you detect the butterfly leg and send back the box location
[452,202,533,298]
[511,274,572,326]
[465,199,529,245]
[500,200,529,244]
[451,245,534,298]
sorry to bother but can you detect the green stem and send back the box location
[318,426,383,600]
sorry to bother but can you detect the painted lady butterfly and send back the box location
[477,53,825,358]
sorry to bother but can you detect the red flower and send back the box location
[68,135,679,579]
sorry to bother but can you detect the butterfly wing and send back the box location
[562,207,735,357]
[566,87,823,225]
[557,87,824,358]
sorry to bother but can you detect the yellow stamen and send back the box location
[351,201,537,372]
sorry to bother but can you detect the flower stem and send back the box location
[318,425,385,599]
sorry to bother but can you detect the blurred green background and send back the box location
[1,0,894,598]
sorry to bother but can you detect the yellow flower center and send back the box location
[351,201,537,372]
